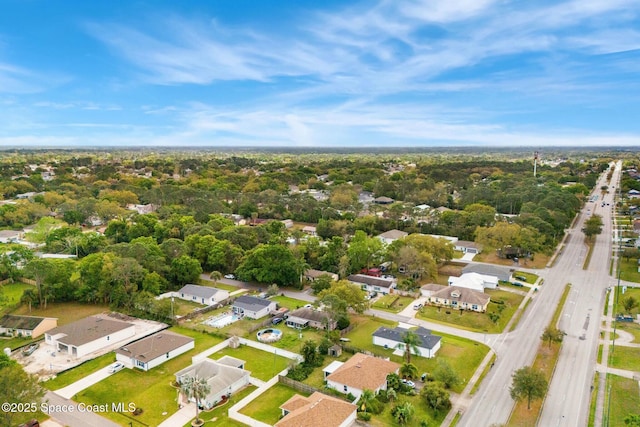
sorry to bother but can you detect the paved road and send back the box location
[459,164,619,427]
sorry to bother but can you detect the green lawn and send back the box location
[370,395,447,427]
[612,286,640,317]
[608,345,640,371]
[616,322,640,342]
[270,295,310,310]
[342,315,489,394]
[240,383,306,425]
[43,353,116,390]
[0,282,34,312]
[198,278,239,292]
[210,343,291,381]
[11,301,110,326]
[182,385,256,427]
[270,327,329,354]
[416,289,524,333]
[74,326,223,427]
[372,295,416,313]
[173,298,207,316]
[619,259,640,283]
[512,271,539,284]
[606,374,640,427]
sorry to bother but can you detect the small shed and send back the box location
[328,344,342,357]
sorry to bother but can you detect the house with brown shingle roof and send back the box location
[275,391,357,427]
[285,308,337,331]
[115,330,194,371]
[428,286,490,312]
[324,352,400,399]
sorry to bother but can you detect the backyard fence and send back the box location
[278,375,321,395]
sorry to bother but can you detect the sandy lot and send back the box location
[16,312,167,378]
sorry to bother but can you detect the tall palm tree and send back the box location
[181,375,211,425]
[397,331,421,365]
[210,270,222,285]
[400,363,419,380]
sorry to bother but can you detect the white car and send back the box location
[108,362,125,374]
[401,379,416,388]
[413,303,423,310]
[224,274,235,279]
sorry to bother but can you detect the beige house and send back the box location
[428,286,490,312]
[0,315,58,338]
[324,353,400,399]
[286,308,337,331]
[275,392,357,427]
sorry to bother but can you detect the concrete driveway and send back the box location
[54,365,118,399]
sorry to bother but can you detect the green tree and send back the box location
[236,244,302,287]
[541,326,564,348]
[170,255,203,287]
[510,366,547,410]
[400,363,419,380]
[0,355,44,427]
[623,296,638,314]
[310,274,333,294]
[317,280,368,313]
[420,381,451,415]
[347,230,383,273]
[358,389,382,415]
[180,375,211,425]
[398,330,421,365]
[433,360,460,389]
[391,401,415,426]
[582,214,603,241]
[625,414,640,426]
[301,340,321,367]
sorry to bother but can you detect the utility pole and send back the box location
[533,151,539,177]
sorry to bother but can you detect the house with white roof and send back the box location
[448,272,498,290]
[177,284,229,306]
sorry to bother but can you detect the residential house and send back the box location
[454,240,482,254]
[372,326,441,358]
[177,284,230,306]
[0,230,22,244]
[275,391,357,427]
[126,204,158,214]
[281,219,294,229]
[286,308,336,330]
[377,229,408,245]
[302,225,317,236]
[174,357,250,409]
[373,196,394,205]
[324,353,400,400]
[303,269,339,282]
[462,264,512,282]
[0,315,58,338]
[448,272,497,290]
[428,286,491,313]
[45,315,136,358]
[420,284,447,298]
[232,295,277,320]
[347,274,396,295]
[115,330,194,371]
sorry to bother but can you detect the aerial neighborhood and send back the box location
[0,151,638,427]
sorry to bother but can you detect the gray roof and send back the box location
[47,315,134,346]
[0,314,50,330]
[175,358,249,402]
[288,308,331,324]
[115,330,193,361]
[430,286,491,306]
[347,274,395,288]
[233,295,274,312]
[378,229,408,240]
[462,263,511,281]
[373,326,441,350]
[178,284,222,299]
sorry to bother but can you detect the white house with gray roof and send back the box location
[461,263,512,282]
[177,284,229,306]
[372,326,441,358]
[232,295,277,319]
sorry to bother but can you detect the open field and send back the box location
[619,259,640,283]
[210,343,291,381]
[608,345,640,371]
[612,286,640,317]
[0,282,34,312]
[616,321,640,342]
[239,383,305,425]
[371,294,415,313]
[606,374,640,427]
[473,251,549,269]
[11,301,110,325]
[270,295,310,310]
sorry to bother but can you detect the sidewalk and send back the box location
[157,402,196,427]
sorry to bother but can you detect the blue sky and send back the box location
[1,0,639,148]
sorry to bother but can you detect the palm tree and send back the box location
[209,270,222,285]
[392,401,415,425]
[358,389,376,414]
[397,331,421,364]
[180,375,211,425]
[400,363,419,380]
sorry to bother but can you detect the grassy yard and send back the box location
[371,294,415,313]
[172,298,207,316]
[612,286,640,317]
[0,282,34,312]
[619,258,640,283]
[606,374,640,427]
[270,295,310,310]
[415,289,524,333]
[473,251,549,269]
[182,385,256,427]
[198,278,239,292]
[512,271,539,284]
[11,301,110,325]
[342,315,489,394]
[43,353,116,390]
[608,345,640,371]
[271,327,329,354]
[616,322,640,342]
[74,326,223,427]
[239,383,306,425]
[210,343,291,381]
[370,395,447,427]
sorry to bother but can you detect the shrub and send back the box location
[357,412,371,421]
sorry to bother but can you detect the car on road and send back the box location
[401,379,416,388]
[413,303,423,310]
[224,274,235,279]
[108,362,125,374]
[22,343,39,356]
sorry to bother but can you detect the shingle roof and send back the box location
[275,392,356,427]
[233,295,273,312]
[175,358,249,402]
[347,274,395,288]
[430,286,490,307]
[461,264,511,281]
[115,330,193,361]
[378,229,408,240]
[0,314,50,330]
[326,353,399,391]
[372,326,441,350]
[46,315,134,346]
[288,308,331,324]
[178,284,222,299]
[304,269,337,279]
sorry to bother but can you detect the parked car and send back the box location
[512,282,524,287]
[22,343,39,356]
[401,379,416,388]
[224,274,235,279]
[271,317,283,325]
[413,303,423,310]
[514,275,527,281]
[108,362,125,374]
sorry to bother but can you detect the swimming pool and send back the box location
[203,312,240,328]
[257,328,283,343]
